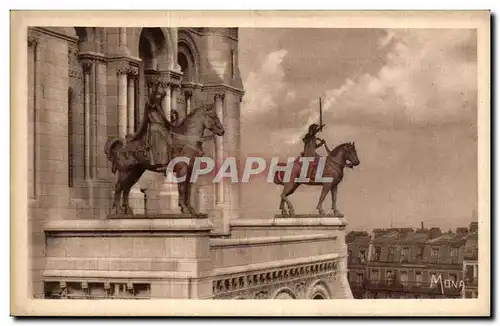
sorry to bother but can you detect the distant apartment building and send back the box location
[347,222,478,299]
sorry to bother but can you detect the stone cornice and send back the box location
[202,83,245,96]
[107,55,142,66]
[229,216,348,228]
[78,51,107,62]
[44,218,214,235]
[211,234,336,249]
[32,27,79,43]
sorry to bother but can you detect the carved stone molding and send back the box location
[184,89,193,97]
[212,259,339,299]
[81,59,93,74]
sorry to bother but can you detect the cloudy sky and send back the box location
[237,28,478,231]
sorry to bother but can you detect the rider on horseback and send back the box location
[127,84,173,175]
[302,123,326,162]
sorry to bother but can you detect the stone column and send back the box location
[82,60,93,179]
[170,84,179,114]
[28,35,39,199]
[127,66,138,134]
[162,82,171,118]
[118,27,130,55]
[171,28,179,70]
[214,93,225,205]
[117,66,128,138]
[185,89,192,115]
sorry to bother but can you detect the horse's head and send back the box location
[202,104,225,136]
[343,142,360,168]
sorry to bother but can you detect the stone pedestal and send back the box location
[42,215,214,299]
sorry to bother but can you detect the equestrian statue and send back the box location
[273,98,360,217]
[104,82,225,215]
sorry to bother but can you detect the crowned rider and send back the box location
[128,83,173,174]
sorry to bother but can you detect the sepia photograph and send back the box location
[10,10,490,316]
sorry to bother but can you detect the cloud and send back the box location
[241,49,288,117]
[288,29,477,144]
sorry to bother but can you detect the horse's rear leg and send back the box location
[316,184,331,215]
[279,197,288,215]
[330,185,344,217]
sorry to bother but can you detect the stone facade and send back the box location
[28,26,352,300]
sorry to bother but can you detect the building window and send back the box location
[348,249,352,263]
[430,247,439,259]
[388,247,395,261]
[450,247,459,264]
[359,250,366,263]
[400,271,408,286]
[371,269,379,282]
[416,246,425,261]
[465,264,474,283]
[356,273,364,283]
[401,247,410,262]
[415,271,423,286]
[386,270,395,285]
[373,246,381,262]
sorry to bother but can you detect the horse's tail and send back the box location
[104,137,125,174]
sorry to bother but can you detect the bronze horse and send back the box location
[273,142,360,216]
[105,104,224,215]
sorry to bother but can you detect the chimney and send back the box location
[421,221,424,230]
[428,227,442,239]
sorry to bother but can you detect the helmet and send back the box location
[308,123,320,134]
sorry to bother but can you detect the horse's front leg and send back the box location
[175,164,190,214]
[112,174,124,214]
[184,167,197,215]
[316,184,331,215]
[122,188,134,215]
[330,184,344,217]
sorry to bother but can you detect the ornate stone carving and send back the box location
[43,280,151,299]
[81,59,93,74]
[254,289,270,299]
[68,46,79,68]
[214,93,225,102]
[116,65,129,75]
[127,66,139,78]
[184,89,193,97]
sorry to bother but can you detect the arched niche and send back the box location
[306,280,332,300]
[138,28,170,71]
[177,41,199,82]
[272,287,297,299]
[177,29,200,82]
